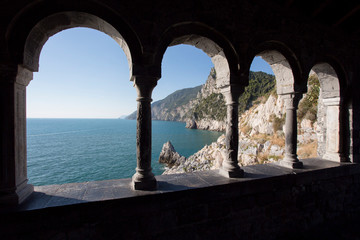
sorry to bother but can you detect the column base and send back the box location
[219,167,244,178]
[0,182,34,206]
[279,159,303,169]
[131,174,157,191]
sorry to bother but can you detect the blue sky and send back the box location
[27,28,273,118]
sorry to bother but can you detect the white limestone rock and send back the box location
[269,145,284,156]
[193,119,226,131]
[162,91,320,175]
[159,141,185,167]
[239,94,285,136]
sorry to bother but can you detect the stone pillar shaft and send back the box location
[0,65,34,205]
[322,97,348,162]
[280,93,303,168]
[131,76,157,190]
[219,85,244,178]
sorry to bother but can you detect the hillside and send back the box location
[127,68,276,132]
[126,85,202,120]
[161,75,320,174]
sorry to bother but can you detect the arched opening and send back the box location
[27,27,134,185]
[308,63,343,162]
[168,35,232,87]
[259,50,297,95]
[245,49,303,168]
[237,56,283,166]
[1,11,136,203]
[296,73,319,159]
[156,35,236,174]
[23,12,133,75]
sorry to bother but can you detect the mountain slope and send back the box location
[126,85,202,120]
[127,68,276,132]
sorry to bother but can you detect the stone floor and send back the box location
[6,158,348,212]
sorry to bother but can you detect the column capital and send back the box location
[220,84,245,105]
[15,65,33,86]
[0,64,33,86]
[281,93,303,110]
[133,75,158,102]
[322,97,341,106]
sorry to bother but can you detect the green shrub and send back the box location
[192,93,226,121]
[238,71,276,114]
[298,75,320,123]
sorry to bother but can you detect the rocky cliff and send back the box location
[161,75,320,174]
[126,85,202,121]
[127,68,226,130]
[127,68,276,132]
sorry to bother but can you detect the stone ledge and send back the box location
[1,158,356,213]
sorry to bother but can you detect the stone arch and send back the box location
[154,22,241,87]
[248,39,304,93]
[252,55,301,95]
[0,9,142,204]
[6,0,143,77]
[259,50,295,94]
[311,63,340,99]
[248,41,305,168]
[308,62,347,162]
[154,23,245,178]
[18,12,134,78]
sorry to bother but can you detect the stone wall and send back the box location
[1,160,360,240]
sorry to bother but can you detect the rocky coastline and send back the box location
[160,88,319,174]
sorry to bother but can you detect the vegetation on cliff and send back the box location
[126,85,202,120]
[192,93,226,121]
[153,85,202,111]
[239,71,276,114]
[297,75,320,123]
[161,74,321,174]
[188,71,277,122]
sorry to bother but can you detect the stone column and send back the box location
[0,65,34,205]
[322,97,348,162]
[280,93,303,168]
[219,85,244,178]
[347,103,353,162]
[131,76,158,190]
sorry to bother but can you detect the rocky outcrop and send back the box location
[239,94,285,135]
[159,141,186,167]
[162,133,287,174]
[181,68,227,130]
[188,118,226,131]
[163,135,227,174]
[185,119,197,129]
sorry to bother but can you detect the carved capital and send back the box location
[281,93,302,110]
[0,64,33,86]
[220,84,245,105]
[133,76,158,102]
[322,97,340,106]
[16,65,33,86]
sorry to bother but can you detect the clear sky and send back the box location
[27,28,274,118]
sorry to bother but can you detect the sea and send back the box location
[27,118,223,186]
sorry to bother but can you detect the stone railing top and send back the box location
[4,158,356,213]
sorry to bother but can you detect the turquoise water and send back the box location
[27,119,222,186]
